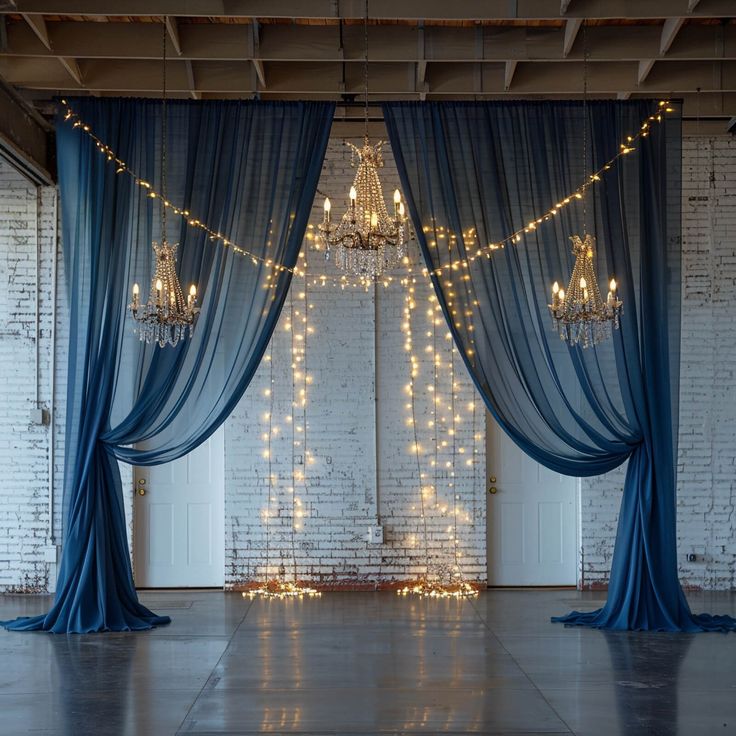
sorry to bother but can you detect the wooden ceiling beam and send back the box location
[8,0,736,20]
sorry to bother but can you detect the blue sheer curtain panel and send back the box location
[384,100,736,632]
[2,98,334,633]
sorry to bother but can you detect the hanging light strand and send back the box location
[61,98,675,284]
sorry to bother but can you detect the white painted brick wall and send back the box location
[1,134,734,593]
[224,139,486,587]
[580,136,736,590]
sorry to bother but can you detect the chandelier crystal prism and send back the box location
[319,140,407,278]
[129,18,199,348]
[548,234,622,349]
[317,0,407,279]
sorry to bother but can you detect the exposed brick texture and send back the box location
[0,135,734,592]
[224,139,486,587]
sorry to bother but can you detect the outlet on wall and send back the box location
[367,526,384,544]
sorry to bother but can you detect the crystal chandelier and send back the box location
[549,234,622,348]
[548,23,622,349]
[317,2,407,278]
[129,18,198,348]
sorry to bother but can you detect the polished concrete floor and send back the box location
[1,590,736,735]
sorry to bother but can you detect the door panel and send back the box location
[487,414,577,586]
[134,427,225,588]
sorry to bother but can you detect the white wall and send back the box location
[0,135,734,593]
[224,139,486,587]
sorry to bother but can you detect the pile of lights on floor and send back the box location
[243,579,321,600]
[397,579,478,599]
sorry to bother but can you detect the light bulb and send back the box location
[552,281,559,294]
[132,283,139,296]
[393,189,401,204]
[370,212,378,228]
[559,289,565,301]
[609,278,617,292]
[156,278,163,292]
[579,277,587,289]
[399,201,405,217]
[323,197,331,213]
[349,186,357,202]
[189,284,197,296]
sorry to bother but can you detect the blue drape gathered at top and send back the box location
[384,100,736,632]
[2,98,334,633]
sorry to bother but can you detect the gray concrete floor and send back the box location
[1,589,736,735]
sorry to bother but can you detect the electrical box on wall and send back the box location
[367,526,384,544]
[29,408,49,425]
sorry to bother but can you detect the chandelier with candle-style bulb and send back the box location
[549,234,622,349]
[129,18,199,348]
[319,139,407,278]
[317,0,407,278]
[548,25,621,349]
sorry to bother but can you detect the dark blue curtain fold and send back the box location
[2,98,334,633]
[384,100,736,632]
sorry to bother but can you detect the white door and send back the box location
[133,428,225,588]
[486,413,577,586]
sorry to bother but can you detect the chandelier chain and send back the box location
[582,18,588,234]
[161,17,168,238]
[364,0,369,141]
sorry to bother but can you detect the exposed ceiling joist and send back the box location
[251,19,265,89]
[7,0,736,19]
[164,15,181,56]
[21,12,48,49]
[3,22,736,65]
[0,74,53,183]
[184,57,198,98]
[563,17,582,57]
[57,55,81,85]
[504,60,517,91]
[660,17,685,55]
[637,58,655,85]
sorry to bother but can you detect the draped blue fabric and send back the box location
[384,100,736,632]
[2,98,334,633]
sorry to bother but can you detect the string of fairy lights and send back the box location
[59,97,677,290]
[397,264,479,598]
[59,96,676,597]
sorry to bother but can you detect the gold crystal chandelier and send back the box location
[548,23,622,349]
[129,19,198,348]
[318,1,407,278]
[549,234,622,348]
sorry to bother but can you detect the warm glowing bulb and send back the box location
[579,277,587,289]
[370,212,378,228]
[155,279,163,292]
[349,186,357,201]
[189,284,197,296]
[399,201,405,217]
[323,197,331,213]
[552,281,559,294]
[609,278,617,291]
[132,283,139,296]
[393,189,401,204]
[559,289,565,301]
